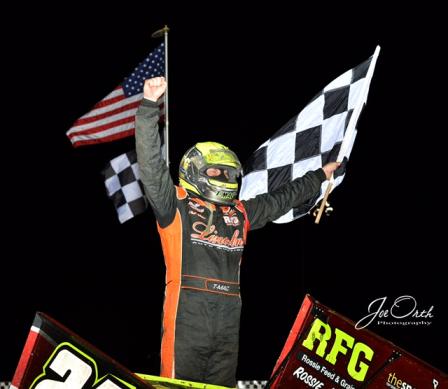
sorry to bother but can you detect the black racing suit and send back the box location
[135,99,326,387]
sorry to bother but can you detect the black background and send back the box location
[2,2,447,381]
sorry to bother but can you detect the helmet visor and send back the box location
[203,166,241,183]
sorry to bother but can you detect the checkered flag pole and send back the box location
[102,150,148,223]
[240,46,381,224]
[314,46,380,223]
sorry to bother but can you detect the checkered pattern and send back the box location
[237,380,267,389]
[0,382,10,389]
[240,46,380,223]
[102,150,148,223]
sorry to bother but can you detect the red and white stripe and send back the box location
[67,86,164,147]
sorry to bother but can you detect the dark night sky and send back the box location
[2,2,447,381]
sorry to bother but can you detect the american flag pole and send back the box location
[152,25,170,167]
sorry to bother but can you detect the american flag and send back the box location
[66,43,165,147]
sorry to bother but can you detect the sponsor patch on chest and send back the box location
[221,206,241,226]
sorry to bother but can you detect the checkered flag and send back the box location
[102,150,148,223]
[237,380,267,389]
[240,46,380,223]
